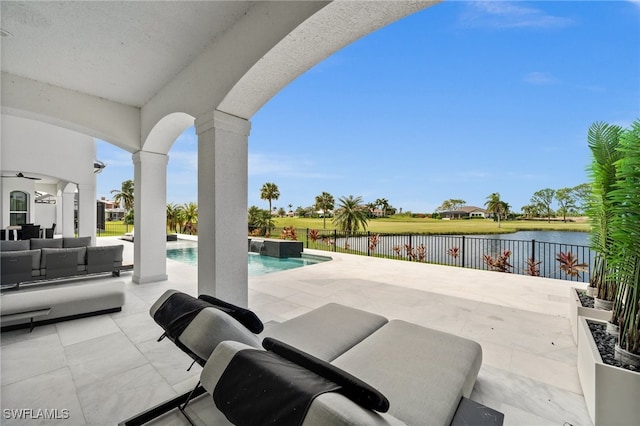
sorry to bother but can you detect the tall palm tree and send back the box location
[111,179,134,212]
[181,202,198,235]
[484,192,505,228]
[333,195,369,249]
[260,182,280,212]
[166,203,180,233]
[315,192,335,229]
[375,198,390,217]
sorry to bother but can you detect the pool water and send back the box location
[166,247,327,276]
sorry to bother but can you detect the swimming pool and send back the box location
[166,247,328,276]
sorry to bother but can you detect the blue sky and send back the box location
[97,0,640,214]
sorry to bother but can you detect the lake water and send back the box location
[464,230,589,246]
[334,230,593,282]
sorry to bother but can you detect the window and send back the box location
[10,191,28,225]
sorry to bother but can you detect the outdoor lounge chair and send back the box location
[121,290,503,426]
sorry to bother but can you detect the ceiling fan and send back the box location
[1,172,42,180]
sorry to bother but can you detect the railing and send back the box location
[96,221,133,237]
[258,227,594,283]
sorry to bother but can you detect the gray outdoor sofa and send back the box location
[1,237,128,331]
[0,237,127,286]
[124,290,503,426]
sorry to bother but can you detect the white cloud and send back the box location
[460,1,575,29]
[523,71,560,85]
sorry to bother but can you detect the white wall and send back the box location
[1,114,96,229]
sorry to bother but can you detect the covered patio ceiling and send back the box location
[1,0,439,152]
[1,0,440,294]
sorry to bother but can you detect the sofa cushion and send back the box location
[1,240,30,251]
[40,247,86,269]
[1,251,37,285]
[63,236,91,248]
[86,245,123,264]
[30,238,63,249]
[332,320,483,426]
[264,303,388,362]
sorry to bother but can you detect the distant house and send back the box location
[98,197,126,221]
[440,206,489,220]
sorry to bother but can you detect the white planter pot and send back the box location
[577,317,640,425]
[586,286,598,297]
[594,297,614,311]
[569,287,612,343]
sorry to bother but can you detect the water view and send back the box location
[324,230,593,282]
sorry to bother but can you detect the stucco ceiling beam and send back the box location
[1,72,141,152]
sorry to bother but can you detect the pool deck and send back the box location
[0,237,592,425]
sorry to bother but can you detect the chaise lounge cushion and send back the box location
[264,303,388,362]
[1,240,30,251]
[30,238,63,249]
[263,337,390,412]
[201,341,405,426]
[331,320,483,426]
[149,290,262,363]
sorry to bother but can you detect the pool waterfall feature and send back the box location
[247,238,304,258]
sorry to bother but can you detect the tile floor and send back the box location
[0,237,592,425]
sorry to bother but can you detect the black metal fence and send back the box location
[260,227,593,283]
[96,221,133,237]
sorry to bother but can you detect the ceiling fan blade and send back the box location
[1,173,42,180]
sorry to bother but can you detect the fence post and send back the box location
[334,229,337,252]
[306,228,309,249]
[367,231,370,256]
[531,239,536,263]
[461,236,466,268]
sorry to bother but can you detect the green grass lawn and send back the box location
[97,221,133,237]
[274,216,590,235]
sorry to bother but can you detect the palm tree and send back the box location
[181,202,198,234]
[166,203,181,233]
[253,209,275,237]
[484,192,505,228]
[333,195,369,249]
[314,192,335,229]
[111,179,134,212]
[375,198,390,217]
[260,182,280,212]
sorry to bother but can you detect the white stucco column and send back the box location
[195,110,250,306]
[77,184,96,242]
[133,150,168,283]
[61,184,76,237]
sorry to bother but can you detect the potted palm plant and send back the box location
[609,119,640,367]
[577,120,640,426]
[586,122,622,311]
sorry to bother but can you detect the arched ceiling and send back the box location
[1,1,440,154]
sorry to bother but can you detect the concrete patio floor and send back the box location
[1,237,592,425]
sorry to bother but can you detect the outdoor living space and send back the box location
[0,237,592,425]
